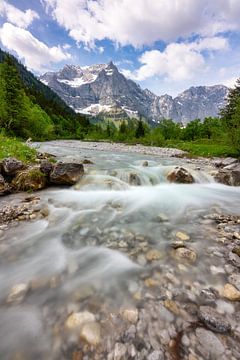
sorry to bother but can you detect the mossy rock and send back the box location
[12,168,47,192]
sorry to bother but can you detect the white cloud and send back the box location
[0,1,39,29]
[0,23,71,72]
[42,0,240,48]
[122,37,228,82]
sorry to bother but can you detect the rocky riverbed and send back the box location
[0,141,240,360]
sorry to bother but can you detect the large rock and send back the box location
[2,157,24,176]
[12,168,46,191]
[167,167,194,184]
[0,174,10,195]
[40,160,53,176]
[214,163,240,186]
[198,305,231,333]
[50,162,84,185]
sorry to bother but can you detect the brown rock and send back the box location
[50,162,84,185]
[40,160,53,176]
[174,247,197,263]
[222,283,240,301]
[167,167,194,184]
[80,322,101,346]
[65,311,95,330]
[145,249,162,261]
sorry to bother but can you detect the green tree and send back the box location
[1,55,27,135]
[135,118,145,138]
[221,79,240,153]
[158,119,181,140]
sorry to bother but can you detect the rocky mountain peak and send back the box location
[40,62,229,123]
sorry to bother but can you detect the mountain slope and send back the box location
[40,62,229,123]
[0,49,85,130]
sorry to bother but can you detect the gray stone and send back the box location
[2,157,24,175]
[198,306,231,333]
[228,273,240,291]
[196,327,225,357]
[148,350,164,360]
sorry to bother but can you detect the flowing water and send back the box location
[0,141,240,359]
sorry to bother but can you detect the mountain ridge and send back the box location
[40,62,229,124]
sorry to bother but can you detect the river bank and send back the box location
[0,141,240,360]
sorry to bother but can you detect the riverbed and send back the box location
[0,141,240,360]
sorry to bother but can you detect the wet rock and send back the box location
[129,172,141,186]
[50,162,84,185]
[40,160,53,176]
[6,283,29,303]
[229,250,240,268]
[142,161,149,167]
[80,322,100,346]
[222,283,240,301]
[121,308,139,324]
[65,311,95,330]
[232,246,240,257]
[113,342,127,360]
[198,306,231,333]
[147,350,164,360]
[2,158,24,176]
[12,168,46,191]
[174,247,197,263]
[175,231,190,241]
[82,159,94,164]
[200,288,218,304]
[167,167,194,184]
[228,274,240,291]
[215,157,239,168]
[196,327,225,357]
[0,175,10,195]
[214,163,240,186]
[145,249,162,261]
[164,299,180,315]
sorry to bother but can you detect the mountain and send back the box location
[40,62,229,124]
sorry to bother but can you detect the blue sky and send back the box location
[0,0,240,96]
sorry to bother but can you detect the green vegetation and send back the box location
[0,48,89,140]
[0,134,37,162]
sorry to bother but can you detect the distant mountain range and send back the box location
[40,62,229,124]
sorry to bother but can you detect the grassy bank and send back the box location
[0,135,37,162]
[165,140,239,158]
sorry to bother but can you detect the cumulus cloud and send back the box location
[0,1,39,29]
[0,23,71,72]
[122,37,229,82]
[42,0,240,48]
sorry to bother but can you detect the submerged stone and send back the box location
[65,311,95,330]
[198,306,231,333]
[80,322,101,346]
[222,283,240,301]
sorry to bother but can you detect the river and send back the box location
[0,141,240,360]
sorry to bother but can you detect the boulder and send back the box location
[214,157,238,168]
[0,174,10,195]
[40,160,53,176]
[214,163,240,186]
[12,168,46,191]
[2,157,24,176]
[167,167,194,184]
[50,162,84,185]
[129,172,141,186]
